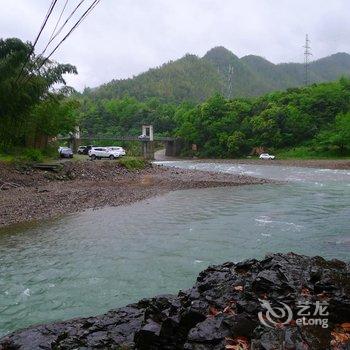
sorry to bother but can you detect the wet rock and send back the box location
[187,316,229,343]
[0,253,349,349]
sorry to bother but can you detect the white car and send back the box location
[138,134,150,141]
[107,147,126,156]
[88,147,121,160]
[259,153,275,160]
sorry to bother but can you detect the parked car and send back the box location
[77,145,95,155]
[259,153,275,160]
[138,134,150,141]
[83,145,95,155]
[88,147,121,160]
[107,146,126,156]
[77,146,86,154]
[59,147,73,158]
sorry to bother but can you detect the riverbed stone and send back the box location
[0,253,349,349]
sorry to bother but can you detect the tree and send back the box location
[335,112,350,150]
[317,112,350,153]
[0,38,77,148]
[26,97,80,148]
[227,131,247,157]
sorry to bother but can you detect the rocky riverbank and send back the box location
[0,161,271,228]
[0,253,349,349]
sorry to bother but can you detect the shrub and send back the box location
[118,157,148,170]
[23,148,44,162]
[42,144,59,158]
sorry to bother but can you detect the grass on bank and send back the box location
[0,148,53,164]
[117,156,148,170]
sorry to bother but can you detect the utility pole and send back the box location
[303,34,312,86]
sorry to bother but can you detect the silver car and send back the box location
[59,147,73,158]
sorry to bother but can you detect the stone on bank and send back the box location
[0,253,349,349]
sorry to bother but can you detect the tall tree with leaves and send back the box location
[0,38,77,148]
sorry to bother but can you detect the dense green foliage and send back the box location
[84,47,350,103]
[79,79,350,158]
[176,79,350,157]
[0,38,78,151]
[78,96,185,137]
[84,54,223,103]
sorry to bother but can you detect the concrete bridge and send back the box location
[59,125,183,159]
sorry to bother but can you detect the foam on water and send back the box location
[0,161,349,337]
[154,160,350,183]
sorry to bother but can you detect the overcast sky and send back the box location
[1,0,349,90]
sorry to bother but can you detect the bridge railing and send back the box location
[58,135,178,142]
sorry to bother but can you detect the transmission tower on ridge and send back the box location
[227,65,234,97]
[303,34,312,86]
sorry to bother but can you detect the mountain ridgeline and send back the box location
[85,47,350,103]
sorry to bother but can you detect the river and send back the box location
[0,161,349,337]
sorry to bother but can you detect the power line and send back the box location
[16,0,59,82]
[41,0,86,56]
[43,0,70,55]
[33,0,59,49]
[41,0,101,65]
[303,34,312,86]
[27,0,101,81]
[23,0,86,82]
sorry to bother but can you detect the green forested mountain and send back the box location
[85,54,224,103]
[84,47,350,103]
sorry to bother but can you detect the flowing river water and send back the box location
[0,161,349,336]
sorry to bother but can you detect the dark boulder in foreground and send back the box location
[1,253,349,349]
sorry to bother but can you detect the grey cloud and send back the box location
[1,0,349,90]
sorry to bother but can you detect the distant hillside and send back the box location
[85,47,350,103]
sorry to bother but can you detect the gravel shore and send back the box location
[0,161,271,229]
